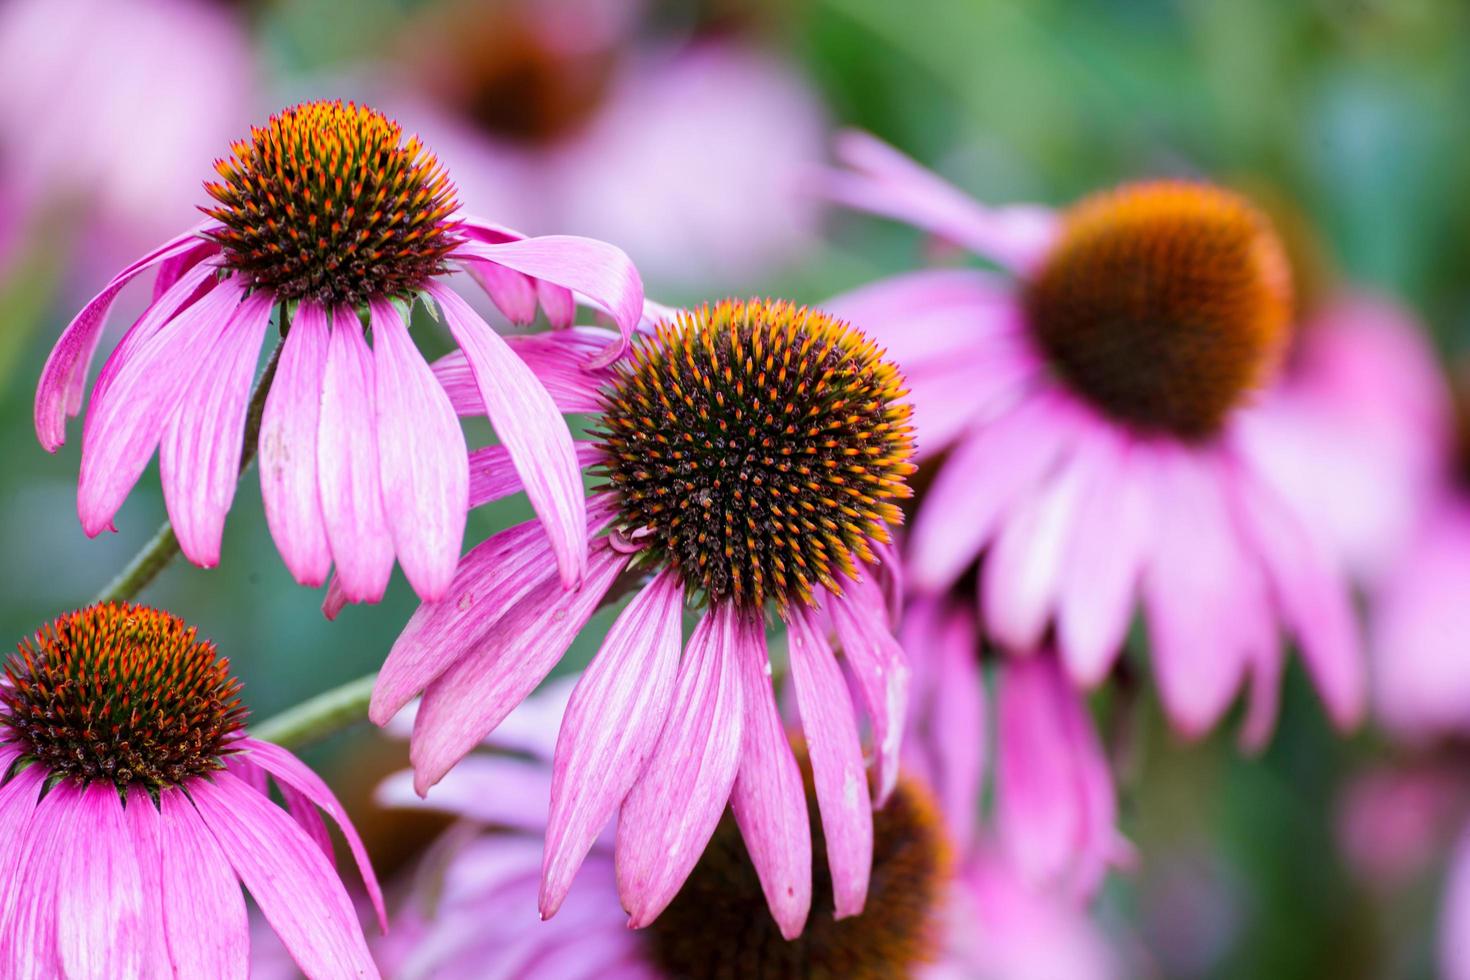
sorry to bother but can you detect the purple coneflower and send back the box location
[0,602,384,978]
[371,298,916,934]
[824,132,1363,745]
[35,99,643,606]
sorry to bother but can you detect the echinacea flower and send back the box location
[0,602,384,978]
[377,681,959,980]
[385,0,824,288]
[372,298,916,933]
[823,132,1363,745]
[35,99,643,606]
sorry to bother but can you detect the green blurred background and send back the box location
[3,1,1469,976]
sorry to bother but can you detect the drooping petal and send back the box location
[617,605,746,928]
[536,280,576,329]
[35,224,210,451]
[826,579,910,806]
[427,282,586,587]
[159,289,275,566]
[317,306,394,605]
[730,613,813,940]
[469,442,601,510]
[822,267,1018,368]
[0,776,80,978]
[157,788,248,980]
[827,131,1059,274]
[191,771,378,980]
[259,301,332,587]
[909,391,1077,594]
[239,738,387,930]
[786,604,873,919]
[77,277,245,537]
[370,299,469,602]
[152,240,220,302]
[56,784,148,979]
[463,260,538,324]
[541,570,684,919]
[377,754,552,834]
[452,235,644,368]
[410,545,628,794]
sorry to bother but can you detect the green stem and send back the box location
[252,672,379,750]
[92,342,283,605]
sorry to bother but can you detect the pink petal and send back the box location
[1055,435,1150,685]
[157,788,248,980]
[1441,828,1470,980]
[240,738,387,930]
[909,392,1077,593]
[826,581,910,806]
[617,605,746,928]
[537,280,576,329]
[191,771,378,979]
[120,791,170,971]
[410,545,628,794]
[786,604,873,919]
[377,754,552,833]
[152,240,220,302]
[57,785,149,978]
[259,301,332,587]
[1229,461,1364,730]
[822,267,1018,367]
[541,569,685,919]
[434,331,617,417]
[159,289,275,566]
[0,774,78,978]
[730,612,813,940]
[427,282,587,587]
[91,258,223,408]
[470,442,601,510]
[76,277,244,537]
[453,235,644,368]
[317,306,394,605]
[35,224,209,451]
[370,299,469,602]
[827,131,1060,274]
[463,260,538,324]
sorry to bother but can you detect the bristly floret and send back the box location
[1,603,247,791]
[204,100,461,306]
[595,298,916,610]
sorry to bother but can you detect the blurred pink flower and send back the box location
[0,603,383,978]
[0,0,254,268]
[35,100,642,608]
[370,299,915,936]
[1241,294,1451,583]
[824,132,1364,746]
[386,0,824,289]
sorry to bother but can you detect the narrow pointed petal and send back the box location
[77,278,245,537]
[537,280,576,329]
[470,442,601,510]
[317,307,394,605]
[35,225,209,450]
[370,299,469,601]
[730,614,813,940]
[909,393,1078,594]
[157,789,248,980]
[464,260,538,324]
[56,785,148,979]
[827,131,1059,274]
[160,290,275,566]
[411,546,627,793]
[191,771,378,979]
[827,581,910,806]
[241,738,387,930]
[260,301,332,587]
[427,282,586,587]
[541,570,683,918]
[617,606,745,928]
[787,605,873,919]
[453,235,644,368]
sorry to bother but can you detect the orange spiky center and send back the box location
[594,299,916,611]
[1024,181,1292,440]
[204,100,461,306]
[1,603,246,790]
[646,775,951,979]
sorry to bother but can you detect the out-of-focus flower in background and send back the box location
[377,0,825,292]
[824,132,1363,748]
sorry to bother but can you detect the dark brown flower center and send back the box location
[204,100,461,306]
[595,299,915,610]
[645,777,950,980]
[1023,181,1292,440]
[1,603,246,790]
